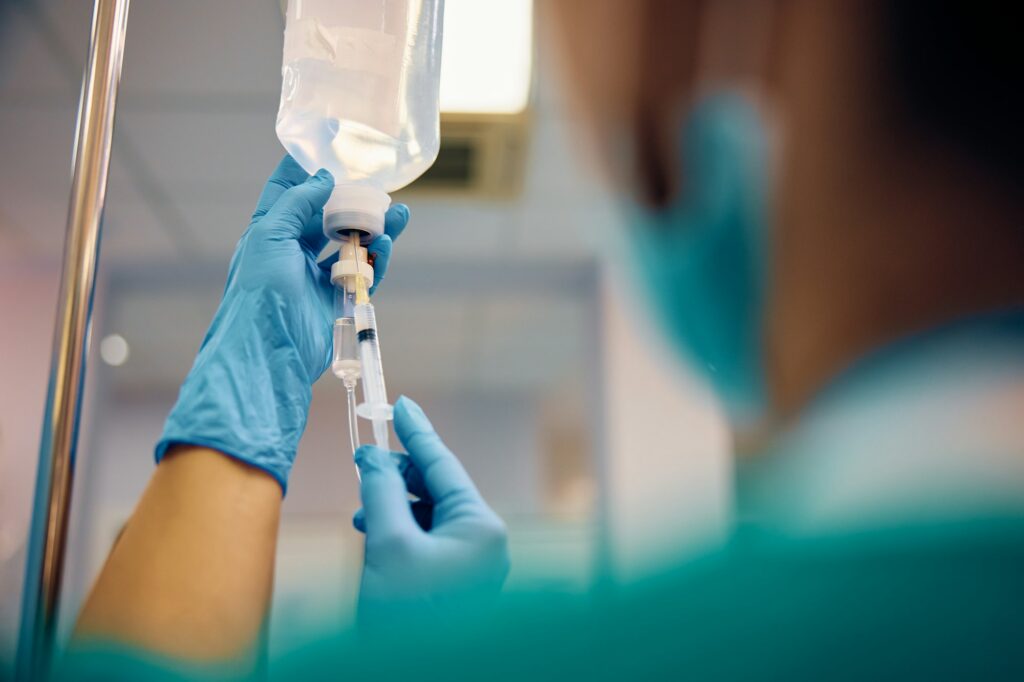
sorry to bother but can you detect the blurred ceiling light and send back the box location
[439,0,533,114]
[99,333,130,367]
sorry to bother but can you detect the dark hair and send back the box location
[884,1,1023,188]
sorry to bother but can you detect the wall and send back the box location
[0,263,60,668]
[600,270,732,579]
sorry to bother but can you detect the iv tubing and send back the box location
[346,385,361,454]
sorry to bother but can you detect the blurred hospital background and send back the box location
[0,0,729,664]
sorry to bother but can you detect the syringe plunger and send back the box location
[355,302,392,449]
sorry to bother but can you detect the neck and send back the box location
[767,144,1024,417]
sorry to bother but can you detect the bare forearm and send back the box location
[73,446,282,665]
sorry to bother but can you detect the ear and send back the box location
[542,0,707,205]
[696,1,779,89]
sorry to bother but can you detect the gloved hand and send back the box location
[155,155,409,492]
[353,396,510,623]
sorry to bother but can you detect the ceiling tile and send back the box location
[169,200,249,261]
[115,108,283,199]
[101,199,183,265]
[118,0,283,100]
[35,0,96,71]
[0,105,76,255]
[0,1,87,100]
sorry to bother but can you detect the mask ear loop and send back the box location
[632,100,681,210]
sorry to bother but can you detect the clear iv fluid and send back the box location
[278,81,436,191]
[332,317,361,386]
[276,0,444,193]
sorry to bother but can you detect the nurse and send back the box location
[69,1,1024,678]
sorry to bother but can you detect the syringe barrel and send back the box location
[355,303,389,409]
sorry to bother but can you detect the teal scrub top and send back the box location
[60,516,1024,680]
[61,311,1024,680]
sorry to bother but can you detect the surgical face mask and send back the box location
[628,92,771,423]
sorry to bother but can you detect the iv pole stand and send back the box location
[16,0,130,678]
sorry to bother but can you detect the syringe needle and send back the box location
[352,232,370,305]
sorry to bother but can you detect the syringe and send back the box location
[350,240,392,450]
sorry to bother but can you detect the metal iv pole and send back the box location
[16,0,130,678]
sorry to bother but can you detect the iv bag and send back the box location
[276,0,445,240]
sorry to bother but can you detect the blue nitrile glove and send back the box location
[353,396,510,622]
[155,155,409,492]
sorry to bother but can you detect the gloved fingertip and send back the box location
[354,444,379,463]
[276,154,308,179]
[355,444,394,472]
[384,204,410,240]
[312,168,334,185]
[352,508,367,533]
[368,236,392,296]
[394,397,436,448]
[368,233,393,256]
[396,395,426,422]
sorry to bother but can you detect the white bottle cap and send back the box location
[329,243,375,289]
[323,184,392,243]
